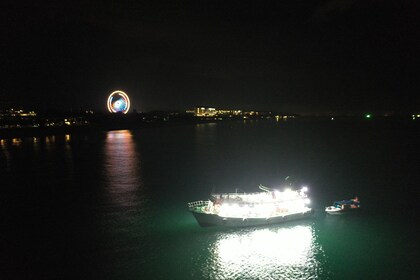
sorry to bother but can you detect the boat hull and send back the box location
[191,210,314,227]
[325,207,360,215]
[325,210,344,215]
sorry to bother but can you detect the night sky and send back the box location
[2,1,419,114]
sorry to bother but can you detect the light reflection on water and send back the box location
[104,130,142,208]
[0,139,11,171]
[0,122,418,279]
[204,224,325,279]
[102,130,149,260]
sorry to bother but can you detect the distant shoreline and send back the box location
[0,116,417,139]
[0,117,219,139]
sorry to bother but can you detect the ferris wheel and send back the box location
[107,90,130,114]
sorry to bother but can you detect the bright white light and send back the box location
[219,204,230,217]
[217,226,312,266]
[204,225,324,279]
[301,186,308,193]
[305,198,310,204]
[282,188,296,200]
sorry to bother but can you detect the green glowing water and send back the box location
[1,120,418,279]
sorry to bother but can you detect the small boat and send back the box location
[325,197,360,215]
[188,184,313,227]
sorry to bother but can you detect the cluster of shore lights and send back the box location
[217,187,310,218]
[107,90,130,114]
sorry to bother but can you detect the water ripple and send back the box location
[201,225,327,279]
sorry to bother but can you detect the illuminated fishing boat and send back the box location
[325,197,360,215]
[188,185,313,227]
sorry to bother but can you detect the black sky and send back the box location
[1,0,419,114]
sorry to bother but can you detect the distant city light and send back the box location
[107,90,130,114]
[194,106,242,117]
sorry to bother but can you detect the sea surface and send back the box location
[1,119,419,279]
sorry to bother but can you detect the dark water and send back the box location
[1,120,419,279]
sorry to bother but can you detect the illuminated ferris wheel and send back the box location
[107,90,130,114]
